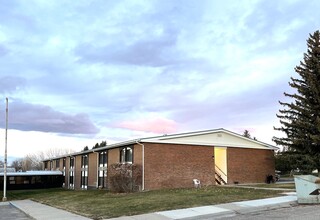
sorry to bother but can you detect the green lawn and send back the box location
[3,186,289,219]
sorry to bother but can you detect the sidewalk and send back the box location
[8,193,297,220]
[107,193,297,220]
[10,200,91,220]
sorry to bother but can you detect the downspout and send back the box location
[136,140,145,191]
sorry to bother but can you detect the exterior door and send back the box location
[214,147,227,184]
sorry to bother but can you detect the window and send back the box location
[70,157,74,167]
[81,155,88,167]
[69,157,75,189]
[99,152,107,165]
[63,158,66,168]
[62,158,66,186]
[120,146,133,163]
[81,155,88,189]
[98,151,107,188]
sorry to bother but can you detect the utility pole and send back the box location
[3,97,8,202]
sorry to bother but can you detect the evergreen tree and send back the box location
[274,30,320,170]
[100,140,107,147]
[243,130,251,138]
[92,140,107,149]
[275,150,316,174]
[93,143,99,149]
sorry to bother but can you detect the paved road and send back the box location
[213,204,320,220]
[0,203,31,220]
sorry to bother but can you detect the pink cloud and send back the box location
[117,117,178,134]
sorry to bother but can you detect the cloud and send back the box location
[241,0,319,54]
[74,28,179,67]
[159,77,293,134]
[0,100,99,135]
[116,117,178,134]
[1,0,320,154]
[0,76,26,93]
[0,44,9,56]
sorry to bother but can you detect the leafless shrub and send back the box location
[108,163,142,193]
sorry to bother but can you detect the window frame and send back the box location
[69,157,75,189]
[81,155,88,189]
[119,146,133,164]
[98,151,108,188]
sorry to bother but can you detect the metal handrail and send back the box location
[215,165,227,184]
[215,165,227,177]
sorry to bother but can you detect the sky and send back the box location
[0,0,319,160]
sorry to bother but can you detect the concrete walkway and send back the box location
[107,193,297,220]
[10,200,90,220]
[7,193,297,220]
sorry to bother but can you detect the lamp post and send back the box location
[2,97,8,202]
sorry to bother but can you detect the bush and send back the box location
[108,163,142,193]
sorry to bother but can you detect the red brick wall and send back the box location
[144,143,215,190]
[75,155,82,189]
[64,157,70,188]
[88,153,98,188]
[43,145,275,190]
[108,148,119,164]
[227,147,275,184]
[51,160,56,170]
[59,158,63,171]
[106,146,142,190]
[133,144,142,165]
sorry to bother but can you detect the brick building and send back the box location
[43,128,277,190]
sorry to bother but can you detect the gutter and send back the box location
[135,140,145,191]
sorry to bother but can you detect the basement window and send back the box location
[120,147,133,163]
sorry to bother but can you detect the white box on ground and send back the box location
[294,175,320,204]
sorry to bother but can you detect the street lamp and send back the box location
[2,98,8,202]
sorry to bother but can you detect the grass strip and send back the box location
[4,186,288,219]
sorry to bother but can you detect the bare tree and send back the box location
[23,148,75,171]
[11,158,23,171]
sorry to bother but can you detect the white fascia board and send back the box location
[141,140,275,150]
[93,140,139,151]
[219,129,278,150]
[142,128,225,141]
[141,128,278,150]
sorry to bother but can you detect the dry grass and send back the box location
[5,186,288,219]
[239,183,296,189]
